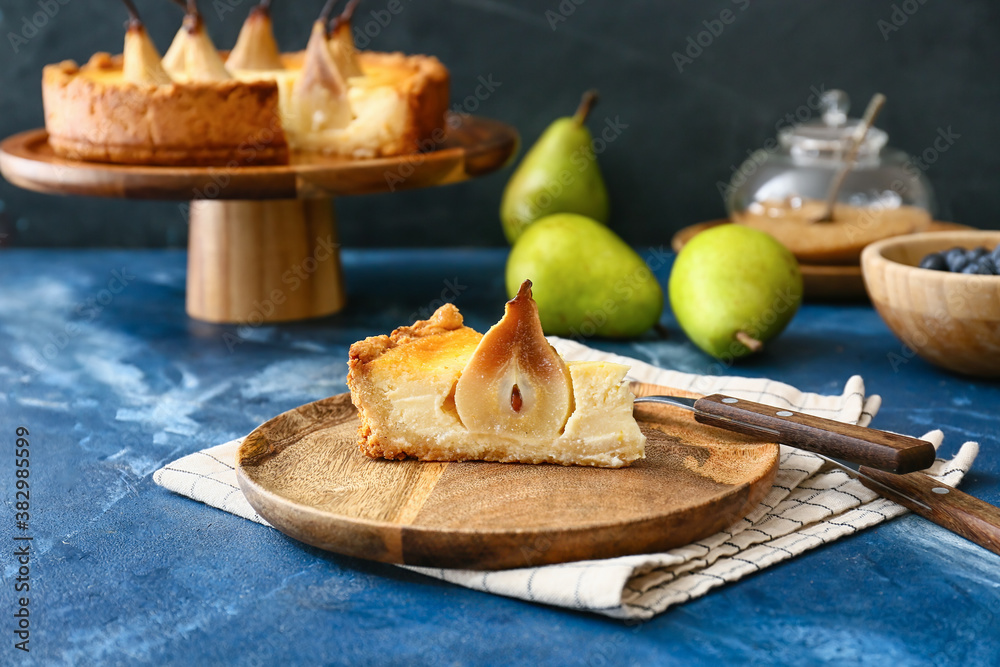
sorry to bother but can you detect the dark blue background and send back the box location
[0,0,998,248]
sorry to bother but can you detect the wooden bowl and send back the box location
[861,231,1000,377]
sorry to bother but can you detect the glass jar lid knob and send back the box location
[821,90,850,127]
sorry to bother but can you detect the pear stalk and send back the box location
[329,0,364,79]
[163,0,232,81]
[573,90,599,126]
[228,0,283,70]
[121,0,142,27]
[120,0,173,85]
[293,0,353,131]
[318,0,341,29]
[500,88,610,243]
[735,331,763,353]
[331,0,361,28]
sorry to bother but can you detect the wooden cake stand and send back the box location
[0,118,518,323]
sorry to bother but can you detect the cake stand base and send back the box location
[0,118,519,323]
[186,198,345,324]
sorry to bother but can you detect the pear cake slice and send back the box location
[41,0,449,166]
[347,281,646,468]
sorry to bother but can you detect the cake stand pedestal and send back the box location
[0,117,518,323]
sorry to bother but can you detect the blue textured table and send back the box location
[1,249,998,666]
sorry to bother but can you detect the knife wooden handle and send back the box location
[858,467,1000,556]
[693,394,936,474]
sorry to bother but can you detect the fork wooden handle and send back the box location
[858,467,1000,556]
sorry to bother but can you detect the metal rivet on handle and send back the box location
[776,410,794,417]
[932,487,949,495]
[722,398,738,404]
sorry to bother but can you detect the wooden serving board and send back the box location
[671,219,974,300]
[235,383,779,570]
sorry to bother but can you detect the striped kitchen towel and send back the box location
[153,338,978,619]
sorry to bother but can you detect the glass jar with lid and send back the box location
[724,90,935,265]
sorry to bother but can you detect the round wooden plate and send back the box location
[671,219,975,300]
[0,116,518,201]
[235,382,778,570]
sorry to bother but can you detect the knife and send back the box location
[818,453,1000,556]
[633,393,936,474]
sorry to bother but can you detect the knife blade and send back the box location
[819,453,1000,556]
[633,393,936,474]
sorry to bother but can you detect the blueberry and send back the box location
[977,256,997,275]
[961,261,992,275]
[967,246,989,261]
[991,245,1000,264]
[946,251,969,272]
[919,253,948,271]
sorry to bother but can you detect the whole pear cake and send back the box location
[41,0,450,166]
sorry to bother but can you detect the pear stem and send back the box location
[319,0,340,22]
[735,331,763,353]
[169,0,202,31]
[514,279,533,301]
[342,0,361,22]
[331,0,361,31]
[120,0,142,27]
[814,92,886,223]
[573,90,599,126]
[170,0,198,16]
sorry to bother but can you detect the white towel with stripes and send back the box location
[153,338,979,619]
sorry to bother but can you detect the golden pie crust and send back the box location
[42,54,288,167]
[41,50,449,167]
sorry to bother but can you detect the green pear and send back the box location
[669,224,803,360]
[500,90,610,244]
[505,214,663,338]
